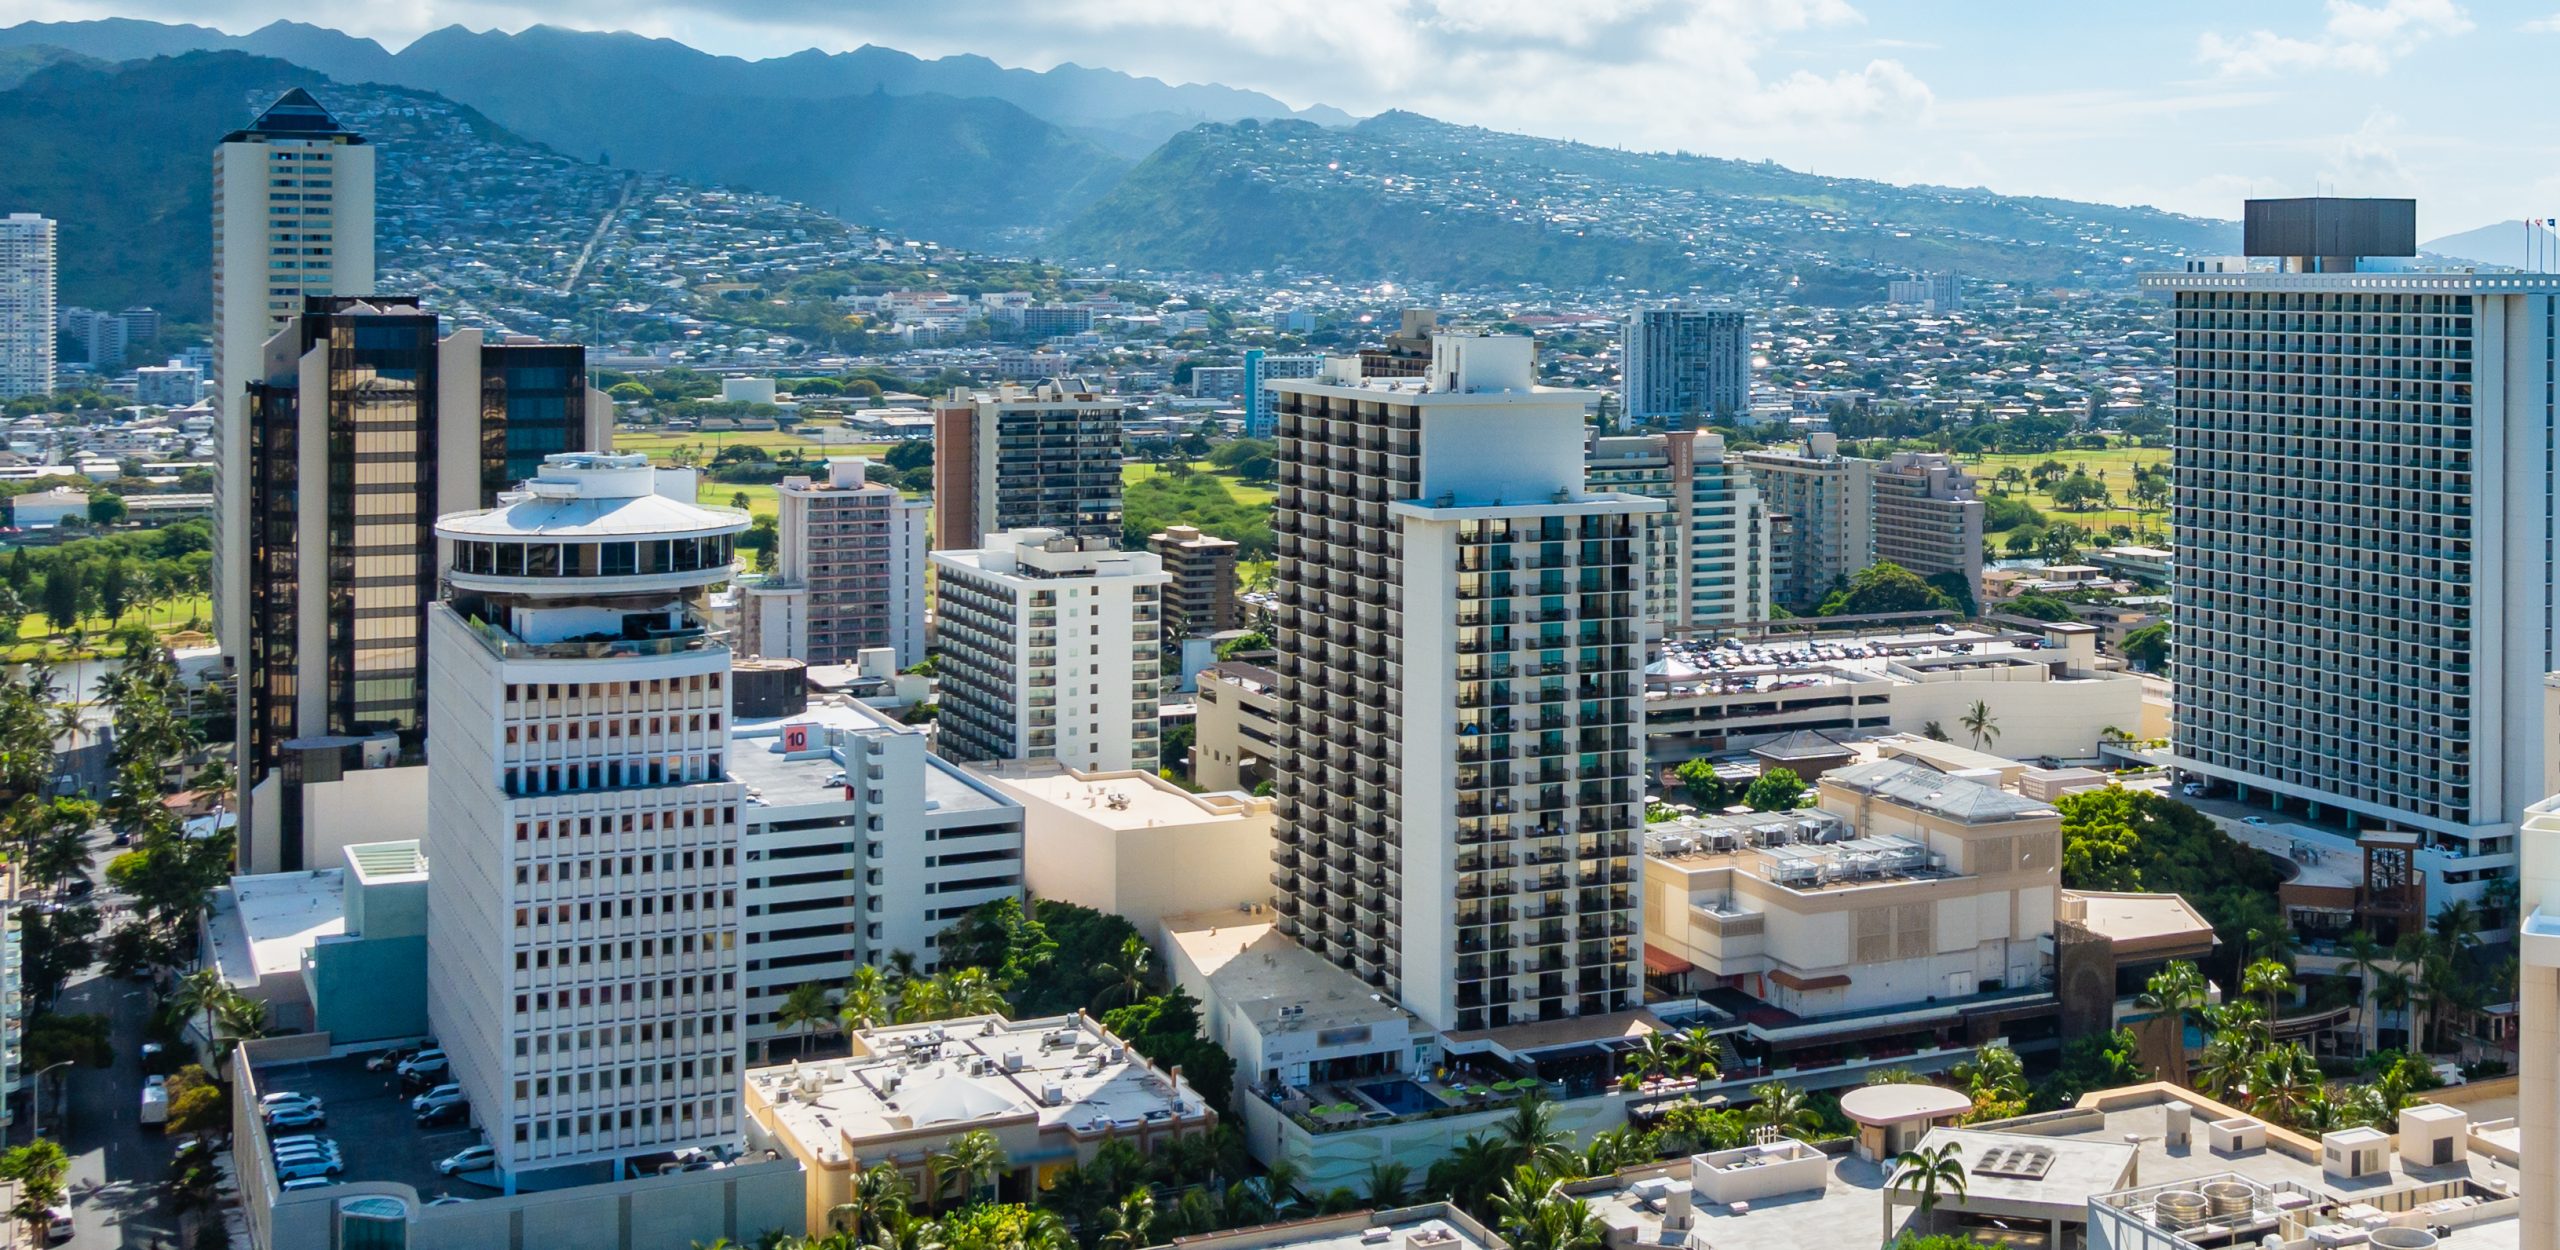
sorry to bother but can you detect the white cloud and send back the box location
[2523,11,2560,32]
[2198,0,2472,77]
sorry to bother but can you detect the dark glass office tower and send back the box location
[237,296,602,869]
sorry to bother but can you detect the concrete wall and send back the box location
[1002,778,1275,948]
[306,932,428,1045]
[1885,677,2143,761]
[261,1163,804,1250]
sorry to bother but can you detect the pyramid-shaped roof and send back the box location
[222,88,367,145]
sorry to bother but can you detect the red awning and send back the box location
[1642,945,1692,975]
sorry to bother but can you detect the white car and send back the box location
[279,1176,338,1193]
[260,1091,321,1110]
[274,1156,344,1182]
[411,1083,467,1113]
[437,1145,496,1176]
[2241,815,2271,827]
[396,1049,449,1078]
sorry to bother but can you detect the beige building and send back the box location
[743,1012,1214,1237]
[1869,451,1984,591]
[1193,661,1284,792]
[1149,524,1241,638]
[1641,758,2061,1022]
[968,761,1277,948]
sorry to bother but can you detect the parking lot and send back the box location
[246,1054,495,1203]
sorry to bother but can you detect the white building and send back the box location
[135,364,203,407]
[1888,273,1962,313]
[727,694,1024,1045]
[1588,431,1773,633]
[425,452,749,1189]
[930,529,1167,774]
[739,459,925,668]
[1267,335,1663,1033]
[0,213,55,401]
[2143,199,2555,857]
[1621,306,1750,427]
[212,90,376,673]
[9,485,87,530]
[970,761,1275,949]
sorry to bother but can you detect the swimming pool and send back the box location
[1359,1078,1440,1116]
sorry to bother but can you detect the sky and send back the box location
[11,0,2560,236]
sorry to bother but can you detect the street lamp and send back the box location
[25,1060,73,1144]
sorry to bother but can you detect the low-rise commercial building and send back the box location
[744,1012,1215,1236]
[199,840,432,1045]
[972,763,1273,948]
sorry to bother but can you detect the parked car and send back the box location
[279,1176,339,1193]
[2241,815,2270,826]
[395,1049,448,1079]
[425,1196,473,1207]
[273,1156,344,1182]
[265,1104,327,1130]
[411,1084,466,1114]
[272,1143,343,1165]
[45,1206,70,1243]
[400,1061,451,1090]
[259,1091,321,1110]
[415,1101,469,1129]
[437,1145,496,1176]
[270,1136,336,1155]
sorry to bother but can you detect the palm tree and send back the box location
[1492,1169,1606,1250]
[840,965,890,1033]
[828,1165,912,1241]
[775,982,837,1058]
[2250,1043,2319,1126]
[1749,1082,1821,1140]
[2374,968,2416,1053]
[1093,935,1155,1010]
[2432,900,2482,953]
[928,1129,1007,1209]
[2241,958,2295,1021]
[1495,1094,1579,1178]
[1620,1034,1680,1090]
[1887,1141,1969,1237]
[169,966,231,1052]
[1096,1188,1156,1250]
[1425,1133,1514,1214]
[1671,1027,1723,1083]
[2137,960,2209,1077]
[2195,1027,2259,1100]
[211,994,269,1056]
[1959,699,1999,752]
[1363,1161,1412,1207]
[943,967,1008,1018]
[2339,929,2387,1057]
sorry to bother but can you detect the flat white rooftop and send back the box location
[206,869,346,986]
[974,762,1258,831]
[1164,909,1418,1037]
[747,1013,1206,1159]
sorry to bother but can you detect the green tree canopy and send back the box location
[1815,562,1958,618]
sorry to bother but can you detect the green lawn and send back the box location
[3,593,211,661]
[1124,461,1276,508]
[701,481,780,522]
[1963,444,2171,547]
[612,427,894,462]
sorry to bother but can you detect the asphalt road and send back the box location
[43,824,183,1249]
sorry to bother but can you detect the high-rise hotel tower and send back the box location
[1265,334,1662,1033]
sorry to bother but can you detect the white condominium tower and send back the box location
[213,88,376,686]
[0,214,55,401]
[1621,306,1750,427]
[1587,431,1773,633]
[1267,334,1662,1033]
[2143,197,2557,857]
[929,529,1168,773]
[425,453,749,1189]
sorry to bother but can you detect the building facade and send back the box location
[1888,274,1962,313]
[1587,431,1773,633]
[1743,434,1874,610]
[425,452,749,1188]
[751,459,926,668]
[214,88,377,672]
[233,297,607,863]
[1621,306,1751,427]
[2144,198,2555,856]
[1267,335,1662,1033]
[0,213,55,401]
[1148,523,1241,639]
[930,529,1167,773]
[729,698,1024,1046]
[928,381,1124,550]
[1870,451,1985,592]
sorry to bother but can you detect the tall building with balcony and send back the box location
[929,381,1124,550]
[1267,334,1662,1033]
[1621,306,1751,427]
[929,529,1167,773]
[1870,451,1985,593]
[1588,431,1773,633]
[214,89,376,676]
[1742,433,1874,610]
[231,297,607,868]
[1148,524,1241,639]
[741,458,926,667]
[0,213,55,401]
[425,452,749,1189]
[2142,198,2558,861]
